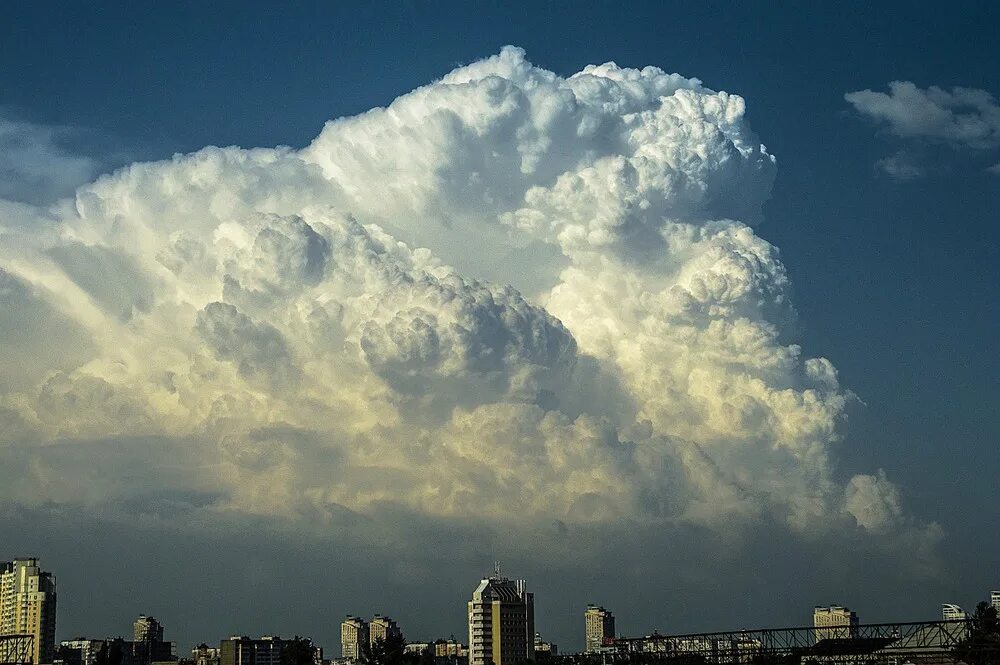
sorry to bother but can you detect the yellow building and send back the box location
[813,605,858,642]
[584,605,615,653]
[368,615,401,647]
[1,558,57,665]
[468,574,534,665]
[341,617,369,661]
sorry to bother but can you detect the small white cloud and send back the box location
[876,151,924,181]
[846,81,1000,180]
[845,81,1000,148]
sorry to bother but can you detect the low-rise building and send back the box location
[813,605,859,642]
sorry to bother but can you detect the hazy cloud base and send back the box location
[0,48,942,646]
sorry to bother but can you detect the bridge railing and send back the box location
[559,620,986,665]
[0,634,34,665]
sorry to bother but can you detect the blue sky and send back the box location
[1,0,999,653]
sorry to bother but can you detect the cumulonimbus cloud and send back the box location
[0,47,938,551]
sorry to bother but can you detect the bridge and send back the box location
[0,634,34,665]
[557,620,986,665]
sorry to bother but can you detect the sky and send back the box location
[1,0,999,656]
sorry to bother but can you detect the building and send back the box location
[192,644,221,665]
[813,606,859,642]
[1,558,58,665]
[134,617,165,644]
[341,618,369,661]
[942,604,967,621]
[220,636,319,665]
[58,640,107,665]
[368,616,402,647]
[132,616,175,665]
[584,605,615,653]
[532,634,556,662]
[468,573,534,665]
[433,639,468,659]
[992,591,1000,610]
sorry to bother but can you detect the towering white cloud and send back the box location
[0,48,937,551]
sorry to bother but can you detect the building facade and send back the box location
[468,575,534,665]
[812,606,859,642]
[433,639,468,658]
[132,616,174,665]
[992,591,1000,610]
[584,605,615,653]
[220,636,294,665]
[192,645,221,665]
[134,617,164,644]
[368,616,401,647]
[59,640,107,665]
[341,618,369,661]
[532,634,556,661]
[1,558,58,665]
[942,604,967,621]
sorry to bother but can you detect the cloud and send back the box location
[0,48,937,567]
[846,81,1000,179]
[845,81,1000,148]
[0,115,98,205]
[875,151,924,181]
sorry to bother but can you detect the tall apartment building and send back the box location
[468,575,534,665]
[813,606,859,642]
[942,604,967,621]
[992,591,1000,610]
[341,617,369,661]
[134,616,164,643]
[369,616,402,646]
[584,605,615,653]
[131,615,175,665]
[1,558,58,665]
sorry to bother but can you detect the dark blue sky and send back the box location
[2,0,999,650]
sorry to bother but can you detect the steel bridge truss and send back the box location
[0,634,34,665]
[609,620,978,664]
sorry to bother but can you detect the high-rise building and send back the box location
[991,591,1000,610]
[134,617,164,644]
[584,605,615,653]
[130,615,174,665]
[813,606,858,642]
[341,618,369,661]
[369,616,402,647]
[942,604,967,621]
[1,558,58,664]
[468,573,534,665]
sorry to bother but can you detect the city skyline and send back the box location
[2,1,999,658]
[6,556,999,662]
